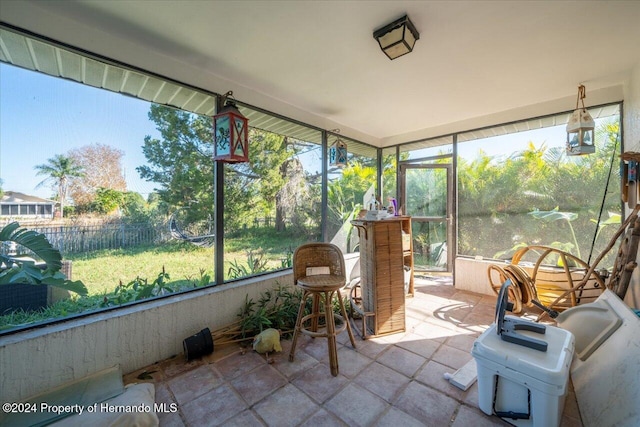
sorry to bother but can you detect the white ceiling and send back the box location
[2,0,640,147]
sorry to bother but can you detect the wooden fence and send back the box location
[23,223,170,255]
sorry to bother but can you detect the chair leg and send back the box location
[289,290,308,362]
[338,290,357,349]
[310,293,320,332]
[325,290,339,376]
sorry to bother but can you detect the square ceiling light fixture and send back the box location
[373,15,420,60]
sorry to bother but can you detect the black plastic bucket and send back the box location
[183,328,214,361]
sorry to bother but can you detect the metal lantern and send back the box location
[373,15,420,60]
[214,91,249,163]
[566,85,595,156]
[329,134,348,167]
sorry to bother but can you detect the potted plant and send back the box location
[0,222,87,313]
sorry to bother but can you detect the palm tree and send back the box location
[34,154,84,219]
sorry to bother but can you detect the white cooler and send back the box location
[472,319,575,427]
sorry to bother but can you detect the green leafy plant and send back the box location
[236,284,306,340]
[528,207,581,258]
[495,208,622,266]
[0,222,87,295]
[186,268,211,288]
[280,246,293,269]
[101,267,172,306]
[227,249,269,279]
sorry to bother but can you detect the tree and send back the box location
[138,105,312,232]
[34,154,84,219]
[137,105,215,226]
[92,187,125,214]
[456,119,621,260]
[68,143,127,210]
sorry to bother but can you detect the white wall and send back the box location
[0,271,292,403]
[454,257,496,296]
[624,60,640,308]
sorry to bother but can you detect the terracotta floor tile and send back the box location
[298,408,348,427]
[215,349,265,380]
[230,364,287,406]
[430,302,478,332]
[300,335,341,363]
[252,383,319,427]
[353,337,390,359]
[168,364,223,406]
[431,344,473,370]
[405,304,431,322]
[412,320,458,342]
[460,312,494,333]
[452,404,509,427]
[218,409,264,426]
[463,382,480,408]
[181,384,247,426]
[377,330,410,344]
[394,333,441,359]
[375,407,425,427]
[415,284,457,299]
[324,383,389,427]
[273,347,319,380]
[291,363,349,403]
[560,415,584,427]
[353,361,411,403]
[157,411,186,427]
[336,323,358,347]
[156,387,184,427]
[445,333,477,353]
[154,382,176,406]
[451,291,484,305]
[333,346,373,378]
[394,381,459,426]
[415,360,468,401]
[376,345,427,378]
[563,390,582,420]
[470,301,497,318]
[480,294,499,306]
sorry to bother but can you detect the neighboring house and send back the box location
[0,191,56,219]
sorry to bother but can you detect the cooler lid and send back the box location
[472,320,575,387]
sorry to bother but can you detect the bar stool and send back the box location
[288,243,357,376]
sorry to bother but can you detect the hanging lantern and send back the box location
[214,91,249,163]
[329,131,348,167]
[566,85,595,156]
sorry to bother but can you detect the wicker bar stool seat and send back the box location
[289,243,356,376]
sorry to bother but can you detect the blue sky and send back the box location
[0,63,160,199]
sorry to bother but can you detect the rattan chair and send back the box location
[486,207,640,320]
[288,242,357,376]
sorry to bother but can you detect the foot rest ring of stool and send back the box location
[299,313,347,338]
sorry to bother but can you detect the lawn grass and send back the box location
[64,227,310,296]
[66,241,215,296]
[1,229,311,331]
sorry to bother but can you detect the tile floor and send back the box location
[124,277,583,426]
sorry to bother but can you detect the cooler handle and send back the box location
[492,375,531,420]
